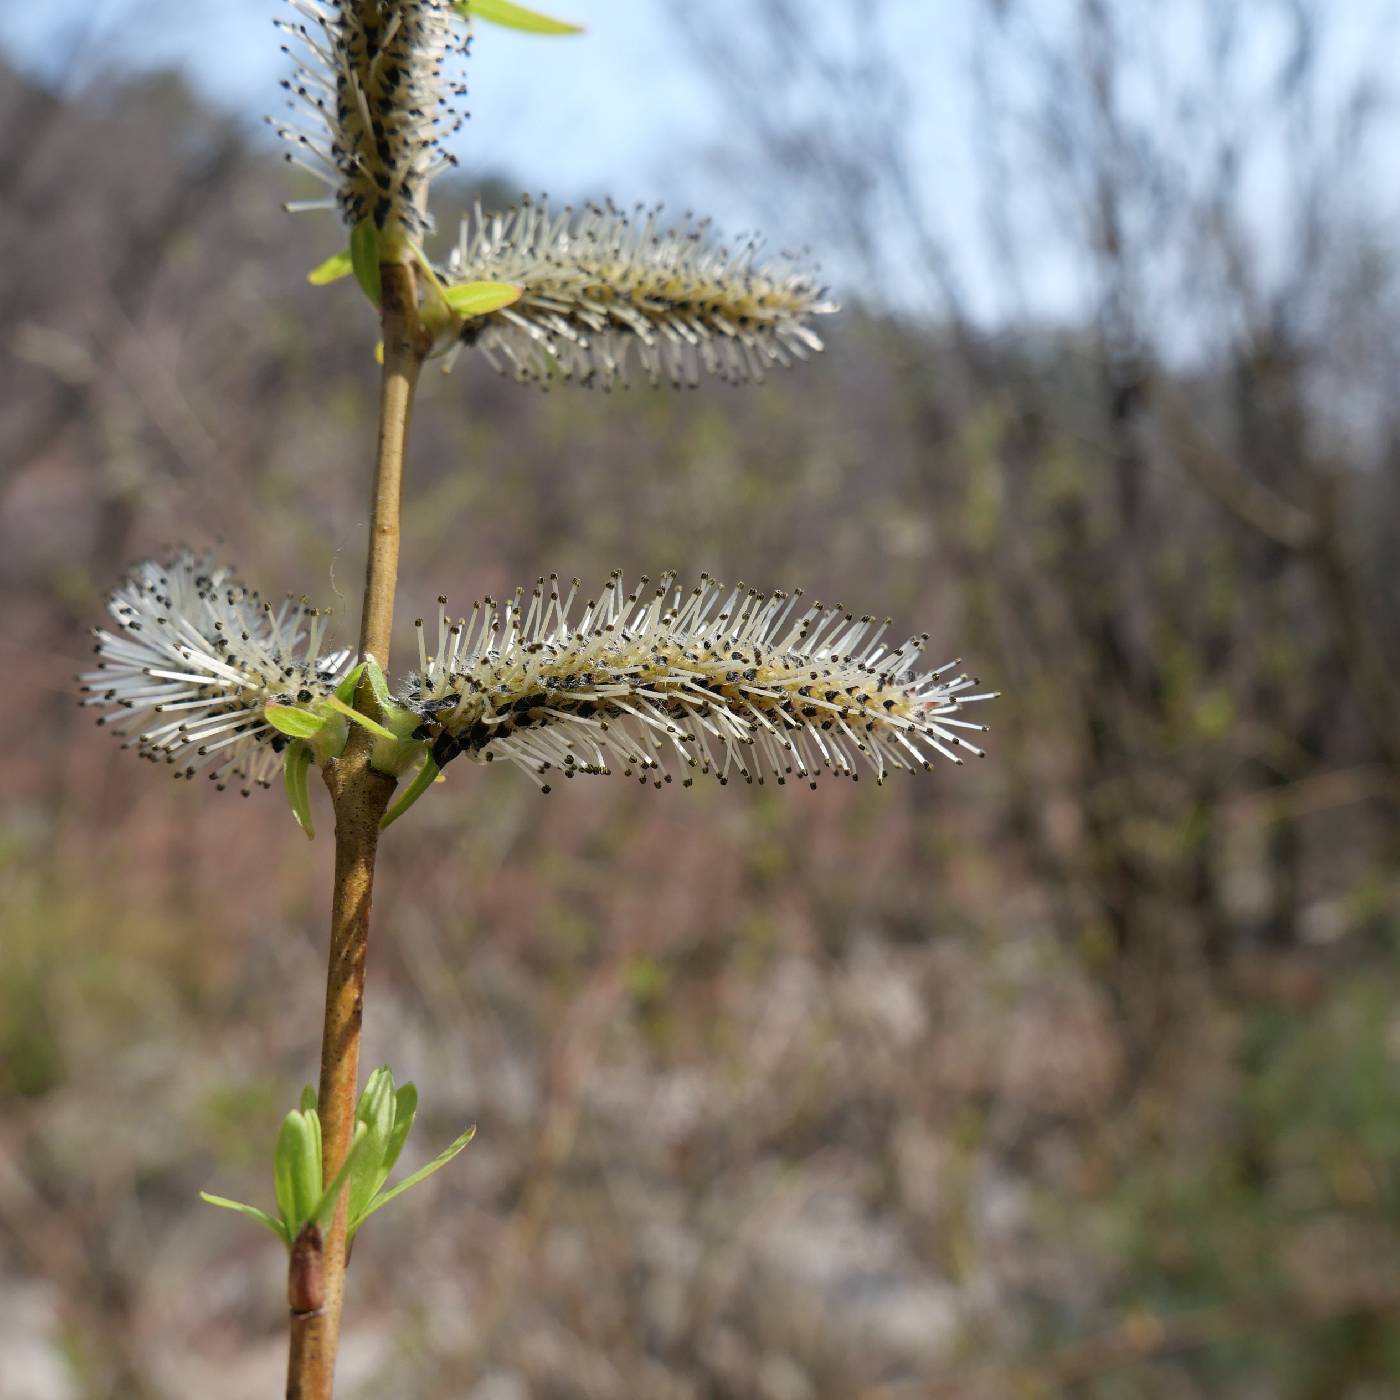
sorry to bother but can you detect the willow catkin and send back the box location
[80,552,350,795]
[443,199,838,388]
[272,0,466,236]
[400,572,993,792]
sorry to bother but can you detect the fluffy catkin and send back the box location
[80,552,350,796]
[273,0,465,237]
[400,572,993,791]
[442,199,837,388]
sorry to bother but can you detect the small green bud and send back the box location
[353,658,428,777]
[307,710,351,766]
[274,1108,324,1236]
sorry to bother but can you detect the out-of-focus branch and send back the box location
[1156,379,1320,551]
[1158,377,1400,777]
[1310,471,1400,778]
[922,1286,1400,1397]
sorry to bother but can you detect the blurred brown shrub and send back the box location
[4,2,1400,1393]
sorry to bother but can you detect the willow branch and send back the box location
[358,262,424,669]
[287,260,427,1400]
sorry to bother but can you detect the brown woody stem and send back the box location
[286,260,427,1400]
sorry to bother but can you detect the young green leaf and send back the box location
[284,740,316,839]
[265,705,328,740]
[459,0,583,34]
[307,1103,322,1174]
[442,280,523,318]
[310,1121,373,1231]
[274,1109,323,1234]
[380,755,442,830]
[322,693,399,741]
[383,1083,419,1183]
[350,218,383,306]
[308,712,350,768]
[362,657,395,714]
[273,1114,300,1231]
[308,247,354,286]
[199,1192,289,1242]
[408,241,451,300]
[361,658,419,740]
[300,1084,318,1114]
[371,736,428,783]
[349,1068,399,1222]
[359,1065,396,1115]
[334,662,366,706]
[350,1125,477,1236]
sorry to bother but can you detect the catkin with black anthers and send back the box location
[400,572,994,792]
[79,552,351,796]
[80,558,996,803]
[272,0,466,236]
[442,199,838,388]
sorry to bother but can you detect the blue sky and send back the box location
[0,3,733,214]
[3,1,1396,329]
[0,2,1020,317]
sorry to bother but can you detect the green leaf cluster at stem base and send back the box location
[200,1068,474,1248]
[269,659,437,837]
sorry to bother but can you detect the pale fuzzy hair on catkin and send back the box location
[80,553,351,796]
[273,0,465,236]
[400,572,993,792]
[443,199,838,389]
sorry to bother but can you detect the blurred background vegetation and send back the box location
[3,2,1400,1396]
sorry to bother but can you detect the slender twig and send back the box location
[286,260,427,1400]
[1156,378,1320,552]
[358,262,425,669]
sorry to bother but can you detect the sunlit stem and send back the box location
[287,259,429,1400]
